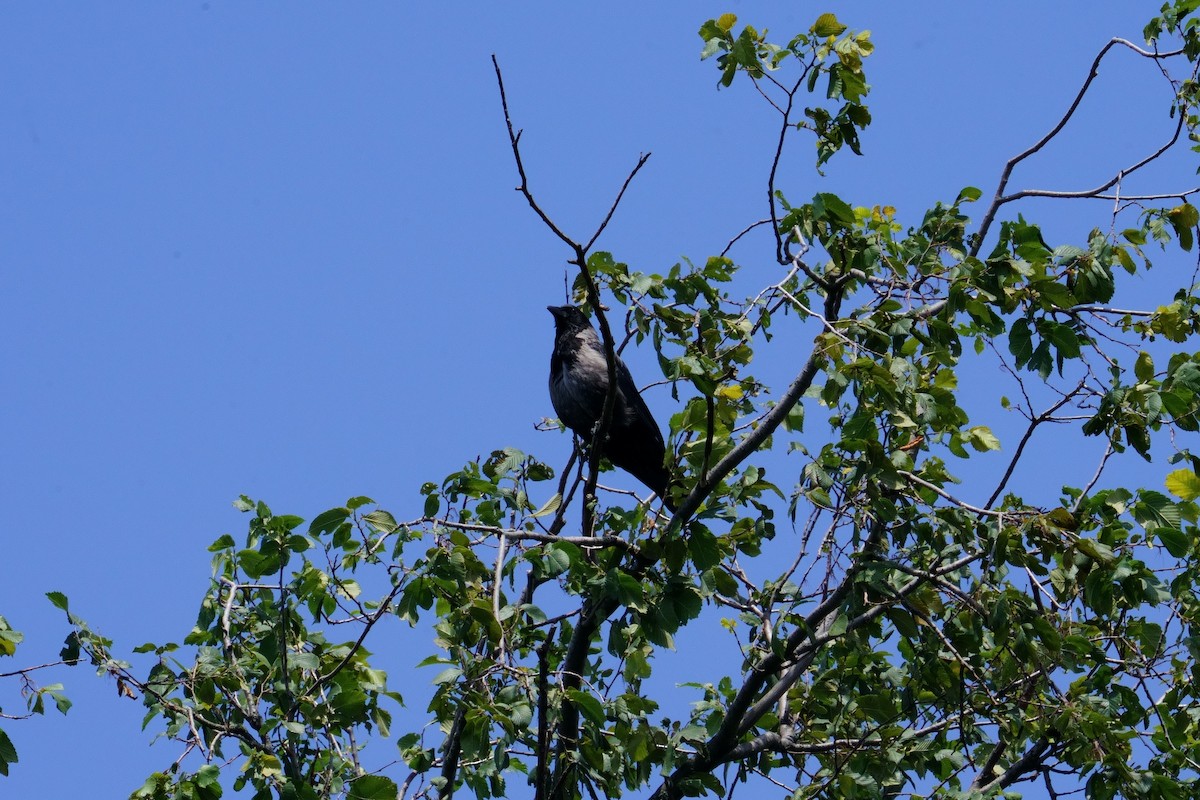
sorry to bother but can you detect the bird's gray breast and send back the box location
[549,336,622,438]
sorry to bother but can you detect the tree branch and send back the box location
[973,38,1186,255]
[492,55,580,252]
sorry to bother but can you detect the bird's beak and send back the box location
[547,305,566,319]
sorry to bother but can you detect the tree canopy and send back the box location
[8,4,1200,799]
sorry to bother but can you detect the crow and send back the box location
[547,305,675,511]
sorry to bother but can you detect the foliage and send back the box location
[24,3,1200,799]
[0,613,74,778]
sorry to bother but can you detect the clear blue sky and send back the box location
[1,3,1188,797]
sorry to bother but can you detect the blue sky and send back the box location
[1,3,1192,798]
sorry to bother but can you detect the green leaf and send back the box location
[956,186,982,203]
[531,493,562,518]
[606,570,646,611]
[432,667,463,685]
[1136,490,1183,529]
[274,514,305,530]
[811,12,847,37]
[309,508,349,535]
[288,652,319,671]
[1008,318,1032,368]
[1166,469,1200,501]
[0,728,17,771]
[537,543,574,578]
[1076,538,1116,565]
[716,13,737,32]
[1044,321,1080,360]
[688,527,721,570]
[1135,351,1155,383]
[966,426,1001,452]
[1171,360,1200,392]
[207,534,236,551]
[698,19,726,44]
[1156,526,1190,557]
[566,689,607,725]
[813,192,855,228]
[348,775,399,800]
[1046,508,1077,530]
[46,591,69,612]
[1029,341,1054,380]
[59,632,80,662]
[362,510,399,534]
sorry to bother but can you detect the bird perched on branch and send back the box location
[547,305,675,511]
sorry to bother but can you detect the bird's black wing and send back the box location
[603,356,672,504]
[614,358,665,450]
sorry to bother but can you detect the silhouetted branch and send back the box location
[973,38,1188,254]
[493,55,579,252]
[984,381,1087,509]
[439,703,468,800]
[584,153,652,252]
[534,624,557,800]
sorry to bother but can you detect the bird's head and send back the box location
[547,305,592,335]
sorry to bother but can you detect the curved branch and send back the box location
[584,153,652,252]
[972,38,1186,255]
[721,218,772,258]
[984,380,1086,509]
[493,55,580,252]
[671,287,844,525]
[973,737,1053,793]
[999,109,1185,205]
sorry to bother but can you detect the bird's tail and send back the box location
[628,462,676,513]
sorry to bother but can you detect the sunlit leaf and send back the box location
[1165,469,1200,501]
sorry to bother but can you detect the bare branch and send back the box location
[973,38,1186,254]
[492,55,580,252]
[999,109,1184,204]
[0,659,79,679]
[720,218,772,258]
[1095,188,1200,201]
[984,380,1087,509]
[899,470,1019,518]
[973,737,1054,793]
[583,153,652,252]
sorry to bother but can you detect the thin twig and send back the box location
[584,154,652,253]
[985,380,1087,509]
[973,38,1185,255]
[493,55,578,251]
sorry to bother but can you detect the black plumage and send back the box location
[547,305,674,511]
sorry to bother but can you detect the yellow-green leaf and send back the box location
[1165,468,1200,501]
[966,426,1001,452]
[1170,202,1199,229]
[1135,351,1155,383]
[717,13,737,32]
[1046,508,1078,531]
[532,493,562,519]
[811,12,846,37]
[715,383,744,400]
[1076,538,1116,565]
